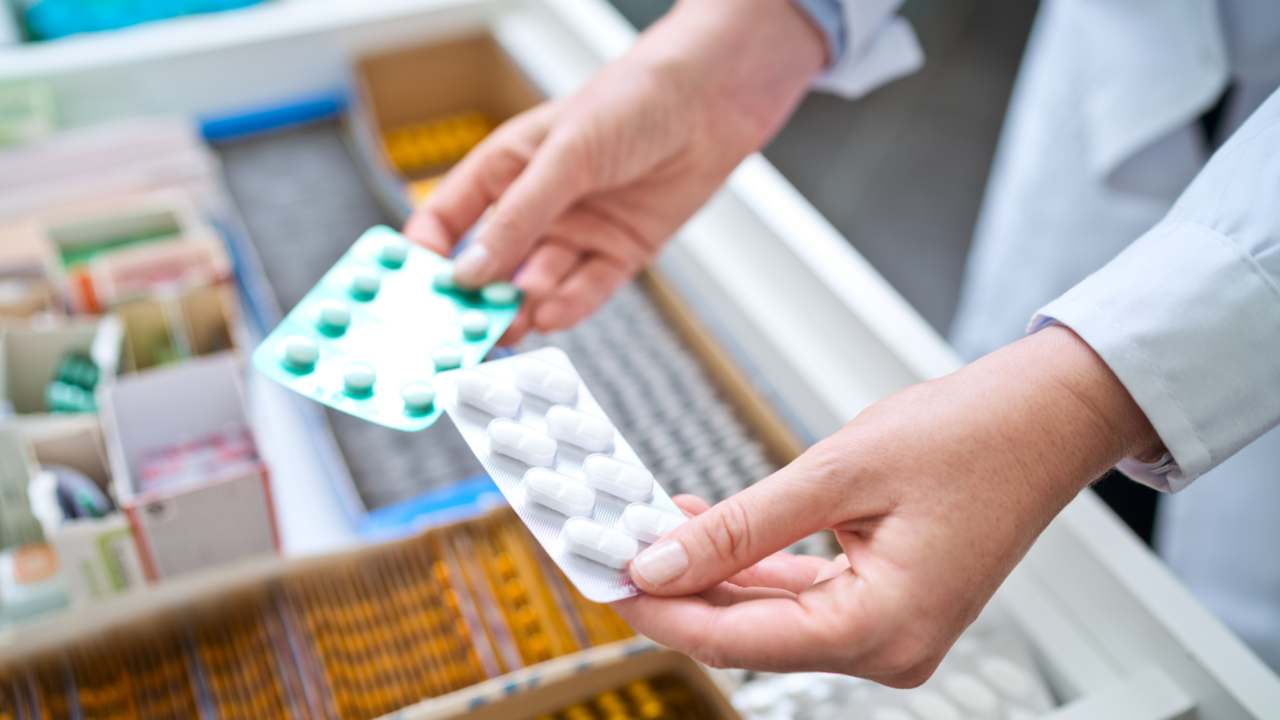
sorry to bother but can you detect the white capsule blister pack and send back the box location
[433,347,687,602]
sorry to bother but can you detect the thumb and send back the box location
[629,471,833,596]
[452,135,591,287]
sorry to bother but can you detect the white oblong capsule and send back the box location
[545,405,614,452]
[563,517,638,569]
[525,467,595,517]
[487,419,556,467]
[621,503,688,544]
[514,357,579,404]
[583,454,654,503]
[457,370,521,418]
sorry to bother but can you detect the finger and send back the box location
[788,553,833,572]
[697,582,797,606]
[611,575,864,672]
[813,554,851,584]
[512,242,581,304]
[532,255,632,332]
[628,465,840,596]
[451,132,594,287]
[723,554,822,594]
[404,104,558,256]
[673,495,712,517]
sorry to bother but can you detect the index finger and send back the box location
[403,103,558,256]
[611,571,866,673]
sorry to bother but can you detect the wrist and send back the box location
[644,0,826,145]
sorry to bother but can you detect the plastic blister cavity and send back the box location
[251,225,522,431]
[488,419,556,467]
[515,356,578,404]
[434,347,687,602]
[524,467,595,517]
[546,405,614,452]
[584,455,654,503]
[459,371,521,418]
[562,518,638,569]
[621,502,686,544]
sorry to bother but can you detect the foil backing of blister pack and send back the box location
[435,347,686,603]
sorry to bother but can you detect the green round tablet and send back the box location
[349,269,381,300]
[480,282,520,307]
[316,300,352,334]
[401,383,436,414]
[343,362,376,395]
[282,336,318,372]
[433,271,459,293]
[432,345,463,371]
[459,310,489,340]
[379,240,409,269]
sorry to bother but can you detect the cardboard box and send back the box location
[0,505,652,720]
[89,231,230,308]
[22,413,112,491]
[0,220,59,319]
[395,646,741,720]
[52,516,145,606]
[115,280,242,372]
[19,415,145,605]
[0,187,223,315]
[98,352,277,580]
[0,426,45,551]
[0,116,224,221]
[41,189,215,314]
[0,316,123,416]
[348,34,543,216]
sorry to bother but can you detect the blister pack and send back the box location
[433,347,688,602]
[251,225,521,431]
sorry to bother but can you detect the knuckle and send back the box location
[700,500,754,566]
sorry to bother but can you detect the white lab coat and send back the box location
[820,0,1280,671]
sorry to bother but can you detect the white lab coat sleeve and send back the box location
[1029,86,1280,493]
[810,0,924,100]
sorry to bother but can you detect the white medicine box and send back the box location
[98,352,277,580]
[22,415,147,605]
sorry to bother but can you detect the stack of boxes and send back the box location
[0,507,659,720]
[348,35,541,212]
[0,116,278,622]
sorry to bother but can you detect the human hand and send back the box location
[403,0,826,343]
[610,326,1163,686]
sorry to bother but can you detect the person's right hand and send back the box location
[403,0,827,342]
[611,326,1165,684]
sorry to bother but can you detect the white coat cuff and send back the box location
[812,2,924,100]
[1030,222,1280,493]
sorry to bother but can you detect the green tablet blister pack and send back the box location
[251,225,522,431]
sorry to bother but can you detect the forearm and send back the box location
[639,0,827,145]
[830,325,1159,506]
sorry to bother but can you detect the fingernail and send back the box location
[631,541,689,588]
[453,243,491,285]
